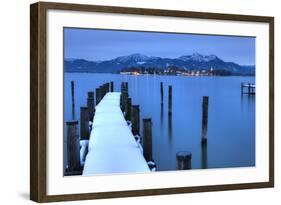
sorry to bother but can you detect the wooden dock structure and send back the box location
[241,83,255,95]
[82,92,150,175]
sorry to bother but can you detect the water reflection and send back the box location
[201,144,208,169]
[160,104,164,128]
[240,93,255,112]
[168,114,173,140]
[247,94,255,105]
[64,74,256,171]
[71,108,76,120]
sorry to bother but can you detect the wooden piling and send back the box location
[125,82,128,92]
[102,84,104,95]
[66,120,81,172]
[143,118,153,162]
[106,82,110,93]
[121,91,128,112]
[125,97,132,121]
[176,151,192,170]
[71,81,75,113]
[201,96,209,145]
[160,82,164,105]
[106,83,109,93]
[87,91,95,122]
[95,87,101,105]
[80,107,90,140]
[110,81,114,92]
[88,91,94,99]
[121,82,125,91]
[100,85,105,98]
[168,85,172,115]
[120,83,124,108]
[101,84,104,96]
[121,82,128,111]
[104,83,107,93]
[131,105,140,135]
[121,82,128,93]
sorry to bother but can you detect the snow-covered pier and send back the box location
[82,91,151,175]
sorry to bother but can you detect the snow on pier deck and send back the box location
[83,92,150,175]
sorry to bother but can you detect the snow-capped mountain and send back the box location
[64,53,255,75]
[178,53,219,62]
[114,53,152,63]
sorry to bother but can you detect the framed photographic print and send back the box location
[30,1,274,202]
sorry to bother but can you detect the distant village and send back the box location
[119,66,233,76]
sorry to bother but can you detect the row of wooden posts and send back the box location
[160,82,209,170]
[120,82,154,163]
[177,95,208,169]
[66,81,114,175]
[66,81,155,174]
[66,80,209,173]
[175,94,208,169]
[160,82,173,115]
[160,82,209,143]
[122,81,209,170]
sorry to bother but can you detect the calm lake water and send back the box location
[64,73,255,172]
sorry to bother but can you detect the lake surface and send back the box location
[64,73,255,172]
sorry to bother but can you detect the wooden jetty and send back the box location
[241,83,255,95]
[83,92,150,175]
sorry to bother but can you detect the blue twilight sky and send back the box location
[64,28,256,65]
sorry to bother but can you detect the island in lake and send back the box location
[64,53,255,76]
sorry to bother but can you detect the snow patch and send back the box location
[136,61,146,64]
[178,53,218,62]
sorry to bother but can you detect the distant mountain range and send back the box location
[64,53,255,76]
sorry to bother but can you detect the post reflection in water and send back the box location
[71,109,76,120]
[240,93,255,115]
[201,144,208,169]
[160,104,164,129]
[241,93,255,104]
[247,94,255,105]
[168,114,173,140]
